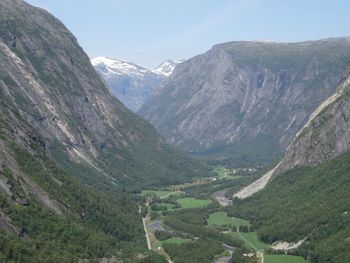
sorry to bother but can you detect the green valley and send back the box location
[140,168,311,263]
[1,1,349,263]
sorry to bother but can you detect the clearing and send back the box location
[207,211,250,228]
[229,232,269,251]
[176,197,212,209]
[141,190,182,199]
[265,254,308,263]
[153,237,191,249]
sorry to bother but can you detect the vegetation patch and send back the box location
[163,239,224,263]
[264,254,308,263]
[151,202,177,211]
[230,232,270,251]
[176,197,212,209]
[208,211,250,228]
[227,150,350,262]
[154,237,191,249]
[142,190,179,198]
[214,166,249,180]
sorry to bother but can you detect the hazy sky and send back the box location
[26,0,350,68]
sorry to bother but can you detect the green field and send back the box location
[167,179,210,191]
[141,190,182,199]
[207,211,250,228]
[265,255,308,263]
[153,237,191,249]
[214,167,240,180]
[230,232,269,251]
[176,197,212,209]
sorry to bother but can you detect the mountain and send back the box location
[92,57,182,112]
[0,1,208,192]
[0,0,208,261]
[140,39,350,166]
[92,56,166,111]
[154,59,182,76]
[228,73,350,262]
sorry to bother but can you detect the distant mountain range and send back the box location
[140,38,350,166]
[92,57,182,111]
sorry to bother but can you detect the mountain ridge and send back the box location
[140,38,350,166]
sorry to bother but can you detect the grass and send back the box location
[207,211,250,228]
[141,190,182,199]
[176,197,212,209]
[229,232,269,251]
[264,255,308,263]
[214,166,241,180]
[215,167,234,177]
[153,237,191,249]
[167,178,210,191]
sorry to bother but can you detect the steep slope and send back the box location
[0,103,152,262]
[274,73,350,175]
[0,0,208,261]
[140,39,350,166]
[235,72,350,198]
[228,73,350,262]
[0,0,209,194]
[92,56,166,111]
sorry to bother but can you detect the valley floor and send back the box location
[140,167,309,263]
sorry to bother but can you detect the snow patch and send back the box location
[91,56,182,78]
[91,56,154,77]
[154,59,183,76]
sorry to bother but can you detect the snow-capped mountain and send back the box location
[154,59,183,76]
[92,56,154,77]
[92,57,169,112]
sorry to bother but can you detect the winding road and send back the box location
[142,216,152,250]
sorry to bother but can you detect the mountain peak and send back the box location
[92,56,168,111]
[154,59,183,76]
[91,56,152,77]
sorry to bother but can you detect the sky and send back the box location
[26,0,350,68]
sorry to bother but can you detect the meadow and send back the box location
[229,232,269,251]
[264,255,308,263]
[176,197,212,209]
[153,237,191,249]
[141,190,182,198]
[207,211,250,228]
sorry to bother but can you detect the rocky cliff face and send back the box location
[274,72,350,175]
[140,39,350,166]
[0,0,208,192]
[235,72,350,199]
